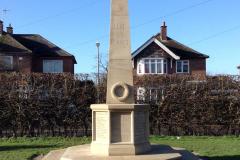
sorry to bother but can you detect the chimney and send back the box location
[0,20,3,36]
[7,24,13,34]
[160,21,167,40]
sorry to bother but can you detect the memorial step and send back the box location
[41,144,201,160]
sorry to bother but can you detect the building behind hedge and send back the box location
[132,22,210,100]
[0,20,76,74]
[132,22,209,79]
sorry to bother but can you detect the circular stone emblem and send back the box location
[111,82,129,102]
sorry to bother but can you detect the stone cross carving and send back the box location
[106,0,134,104]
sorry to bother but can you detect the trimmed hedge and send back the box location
[134,75,240,136]
[0,73,239,137]
[0,73,95,137]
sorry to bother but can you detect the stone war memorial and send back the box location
[43,0,199,159]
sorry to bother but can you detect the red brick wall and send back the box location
[189,58,206,79]
[32,57,74,73]
[0,53,75,73]
[18,56,32,73]
[63,58,74,73]
[12,56,32,73]
[167,59,206,79]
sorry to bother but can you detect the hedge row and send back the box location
[134,75,240,136]
[0,73,95,137]
[0,73,239,137]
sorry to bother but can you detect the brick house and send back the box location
[0,21,76,73]
[132,22,209,79]
[132,22,209,100]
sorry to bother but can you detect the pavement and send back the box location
[41,144,201,160]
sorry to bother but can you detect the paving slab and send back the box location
[42,149,65,160]
[42,144,201,160]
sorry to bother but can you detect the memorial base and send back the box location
[91,142,151,156]
[42,144,202,160]
[59,144,182,160]
[90,104,151,156]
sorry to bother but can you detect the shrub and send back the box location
[0,73,96,137]
[0,73,239,137]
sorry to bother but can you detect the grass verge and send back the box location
[0,136,239,160]
[150,136,240,160]
[0,136,90,160]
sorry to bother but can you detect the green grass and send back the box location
[150,136,240,160]
[0,136,91,160]
[0,136,240,160]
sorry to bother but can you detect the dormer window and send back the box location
[137,58,167,75]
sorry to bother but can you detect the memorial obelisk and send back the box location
[90,0,151,156]
[43,0,186,159]
[106,0,134,105]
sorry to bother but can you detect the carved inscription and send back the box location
[111,23,129,47]
[95,112,108,142]
[112,23,125,30]
[111,39,129,46]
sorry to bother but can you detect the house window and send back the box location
[145,59,150,73]
[138,63,142,74]
[176,60,189,73]
[137,87,146,101]
[18,85,31,99]
[43,60,63,73]
[137,87,164,102]
[137,58,167,74]
[0,56,13,70]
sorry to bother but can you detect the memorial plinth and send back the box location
[90,104,151,156]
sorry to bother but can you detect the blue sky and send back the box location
[1,0,240,74]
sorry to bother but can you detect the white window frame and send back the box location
[137,87,146,101]
[137,58,167,75]
[43,60,63,73]
[0,56,13,70]
[176,60,189,73]
[137,59,144,74]
[149,88,158,101]
[137,87,165,102]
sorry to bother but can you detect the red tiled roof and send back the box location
[13,34,77,64]
[0,31,76,64]
[155,34,209,59]
[132,33,209,59]
[0,32,31,54]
